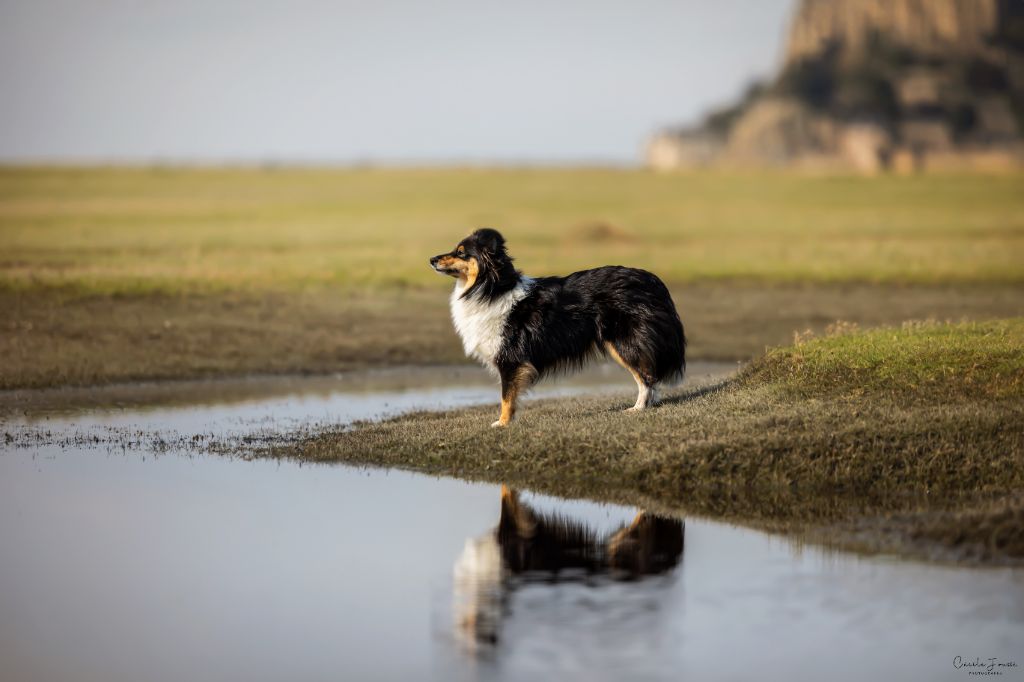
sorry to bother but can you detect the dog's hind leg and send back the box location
[630,383,658,412]
[604,342,658,411]
[493,363,538,427]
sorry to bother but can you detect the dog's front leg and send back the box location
[493,363,537,427]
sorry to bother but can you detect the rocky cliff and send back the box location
[647,0,1024,172]
[785,0,1002,65]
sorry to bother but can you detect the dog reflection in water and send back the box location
[453,486,684,651]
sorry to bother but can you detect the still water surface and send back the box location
[1,364,1021,682]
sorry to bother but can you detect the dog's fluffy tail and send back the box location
[603,269,686,387]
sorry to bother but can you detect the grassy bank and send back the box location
[282,319,1024,564]
[2,167,1023,388]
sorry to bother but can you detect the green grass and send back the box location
[2,166,1023,293]
[281,319,1024,563]
[758,319,1024,400]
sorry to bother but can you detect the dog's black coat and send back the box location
[438,228,686,393]
[499,266,686,384]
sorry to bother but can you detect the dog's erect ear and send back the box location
[472,228,505,254]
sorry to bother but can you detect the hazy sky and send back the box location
[0,0,794,164]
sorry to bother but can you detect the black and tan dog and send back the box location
[430,229,687,426]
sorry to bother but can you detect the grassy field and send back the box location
[281,319,1024,564]
[2,166,1023,388]
[3,167,1024,291]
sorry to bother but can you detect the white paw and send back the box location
[491,420,508,428]
[624,406,644,413]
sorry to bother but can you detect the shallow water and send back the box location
[4,361,734,444]
[1,364,1021,682]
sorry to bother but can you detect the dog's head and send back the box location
[429,228,512,292]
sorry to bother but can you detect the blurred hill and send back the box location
[647,0,1024,172]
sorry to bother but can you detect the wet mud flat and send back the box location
[1,360,1021,681]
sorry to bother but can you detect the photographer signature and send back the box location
[954,656,1019,676]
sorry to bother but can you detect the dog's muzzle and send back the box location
[430,255,454,274]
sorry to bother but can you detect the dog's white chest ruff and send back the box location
[450,278,533,367]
